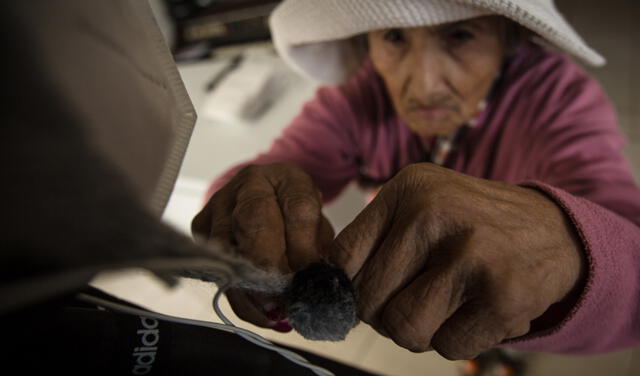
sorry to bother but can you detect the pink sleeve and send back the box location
[507,183,640,353]
[206,85,362,202]
[506,62,640,353]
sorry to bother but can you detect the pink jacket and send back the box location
[209,43,640,354]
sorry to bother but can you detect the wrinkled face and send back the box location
[368,17,506,136]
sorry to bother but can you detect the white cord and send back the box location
[77,290,335,376]
[212,287,334,376]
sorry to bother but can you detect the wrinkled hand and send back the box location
[328,163,585,359]
[192,162,334,329]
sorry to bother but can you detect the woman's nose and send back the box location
[406,43,448,97]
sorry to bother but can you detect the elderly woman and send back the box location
[193,0,640,360]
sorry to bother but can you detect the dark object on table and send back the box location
[205,54,244,92]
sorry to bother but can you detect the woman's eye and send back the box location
[383,29,405,44]
[446,29,474,45]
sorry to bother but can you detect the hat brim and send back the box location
[270,0,605,84]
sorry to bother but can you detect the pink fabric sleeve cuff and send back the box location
[503,181,640,354]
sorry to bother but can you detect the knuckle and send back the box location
[392,331,431,353]
[270,162,306,180]
[393,163,441,191]
[381,305,430,353]
[271,161,297,171]
[436,345,479,361]
[232,198,275,234]
[404,341,431,353]
[391,165,422,192]
[431,312,498,360]
[237,164,263,178]
[397,163,422,178]
[282,195,319,224]
[233,165,270,190]
[432,332,478,360]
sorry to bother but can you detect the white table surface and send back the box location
[162,52,366,235]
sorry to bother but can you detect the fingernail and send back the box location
[272,319,293,333]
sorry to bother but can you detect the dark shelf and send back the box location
[166,0,281,61]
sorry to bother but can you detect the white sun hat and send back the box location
[269,0,605,84]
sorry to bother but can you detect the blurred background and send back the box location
[92,1,640,375]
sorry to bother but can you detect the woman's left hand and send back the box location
[327,163,585,360]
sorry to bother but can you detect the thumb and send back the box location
[326,187,396,278]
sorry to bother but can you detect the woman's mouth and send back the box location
[414,106,451,120]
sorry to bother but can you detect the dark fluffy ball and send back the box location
[284,263,358,341]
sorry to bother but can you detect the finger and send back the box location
[271,165,325,270]
[191,208,211,239]
[192,185,235,242]
[352,214,429,330]
[380,267,466,353]
[225,289,278,329]
[326,188,394,278]
[430,301,530,360]
[191,199,213,238]
[317,214,335,253]
[232,170,288,272]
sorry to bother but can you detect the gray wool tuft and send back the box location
[284,263,358,341]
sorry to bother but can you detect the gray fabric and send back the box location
[7,0,196,214]
[0,0,201,313]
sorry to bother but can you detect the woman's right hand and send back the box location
[191,162,334,330]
